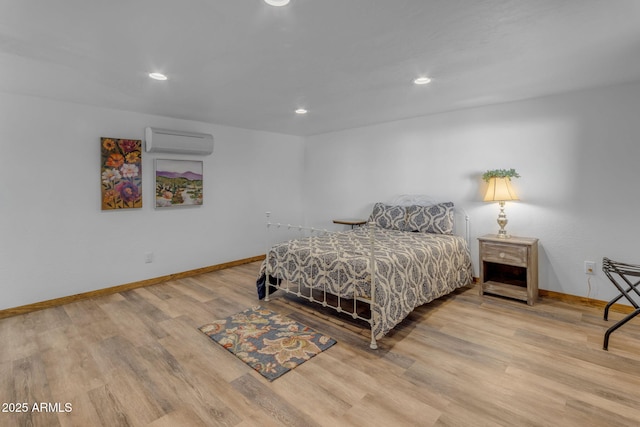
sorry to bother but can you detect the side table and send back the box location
[478,234,539,305]
[332,219,367,229]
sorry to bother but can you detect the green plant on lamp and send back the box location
[483,169,520,238]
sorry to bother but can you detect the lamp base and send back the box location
[496,201,510,238]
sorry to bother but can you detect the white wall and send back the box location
[0,93,304,310]
[303,81,640,303]
[3,81,639,311]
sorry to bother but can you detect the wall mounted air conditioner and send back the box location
[145,127,214,155]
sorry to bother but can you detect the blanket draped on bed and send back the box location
[257,227,473,340]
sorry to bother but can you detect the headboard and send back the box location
[389,194,437,206]
[388,194,470,244]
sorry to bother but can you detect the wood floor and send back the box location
[2,261,640,426]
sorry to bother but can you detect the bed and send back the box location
[256,196,473,349]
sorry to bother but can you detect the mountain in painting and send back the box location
[156,170,202,181]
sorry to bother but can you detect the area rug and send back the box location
[199,306,336,381]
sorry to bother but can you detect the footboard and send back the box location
[263,212,380,349]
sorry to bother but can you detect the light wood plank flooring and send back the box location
[2,261,640,426]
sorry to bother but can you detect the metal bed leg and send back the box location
[369,221,378,350]
[264,270,271,302]
[370,330,377,350]
[265,211,271,303]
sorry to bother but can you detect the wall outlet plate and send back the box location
[584,261,596,275]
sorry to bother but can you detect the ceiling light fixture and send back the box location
[149,72,168,81]
[265,0,290,6]
[295,108,308,115]
[413,76,432,85]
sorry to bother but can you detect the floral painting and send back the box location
[155,159,203,208]
[101,137,142,210]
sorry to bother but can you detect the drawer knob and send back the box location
[499,252,505,258]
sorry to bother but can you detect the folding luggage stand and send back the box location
[602,257,640,350]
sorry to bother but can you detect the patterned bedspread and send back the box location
[257,226,473,339]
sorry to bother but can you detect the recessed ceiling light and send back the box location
[295,108,308,115]
[265,0,290,6]
[413,76,431,85]
[149,72,168,81]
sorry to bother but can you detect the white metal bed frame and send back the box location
[263,196,470,349]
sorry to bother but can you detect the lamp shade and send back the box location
[483,177,519,202]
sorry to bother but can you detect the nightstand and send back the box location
[332,219,367,229]
[478,234,539,305]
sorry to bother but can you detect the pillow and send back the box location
[368,203,407,230]
[405,202,455,235]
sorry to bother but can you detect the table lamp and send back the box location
[484,177,519,238]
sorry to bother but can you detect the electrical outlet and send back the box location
[584,261,596,275]
[144,252,154,263]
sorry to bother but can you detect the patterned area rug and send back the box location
[199,306,336,381]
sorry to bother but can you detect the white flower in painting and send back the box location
[120,163,139,178]
[102,168,121,184]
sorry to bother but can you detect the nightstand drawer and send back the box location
[481,242,528,267]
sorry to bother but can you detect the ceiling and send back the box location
[1,0,640,136]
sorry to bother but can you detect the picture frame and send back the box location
[101,137,143,210]
[155,159,204,208]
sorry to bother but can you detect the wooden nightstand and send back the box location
[478,234,539,305]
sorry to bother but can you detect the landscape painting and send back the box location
[101,137,142,210]
[155,159,203,208]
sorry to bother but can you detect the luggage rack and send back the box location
[602,257,640,350]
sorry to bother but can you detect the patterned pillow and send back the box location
[368,203,407,230]
[405,202,455,234]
